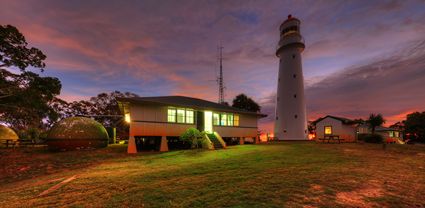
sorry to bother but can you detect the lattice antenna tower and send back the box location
[217,45,225,104]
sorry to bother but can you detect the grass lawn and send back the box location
[0,142,424,207]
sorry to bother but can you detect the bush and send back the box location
[363,134,384,143]
[180,128,205,149]
[18,128,43,143]
[357,133,368,141]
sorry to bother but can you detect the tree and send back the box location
[0,25,46,71]
[0,24,58,131]
[0,69,61,130]
[367,113,385,134]
[404,111,425,143]
[231,94,261,112]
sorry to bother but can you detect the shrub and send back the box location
[18,128,42,143]
[180,128,205,149]
[363,134,384,143]
[357,133,368,141]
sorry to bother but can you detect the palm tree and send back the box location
[367,113,385,134]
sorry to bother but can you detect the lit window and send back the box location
[395,131,399,138]
[124,113,131,123]
[221,114,227,126]
[213,113,220,125]
[167,108,176,122]
[228,114,234,126]
[324,126,332,135]
[186,109,194,124]
[234,115,239,126]
[177,108,185,123]
[389,131,394,137]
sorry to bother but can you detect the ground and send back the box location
[0,142,424,208]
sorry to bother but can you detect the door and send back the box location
[197,111,204,131]
[204,111,213,133]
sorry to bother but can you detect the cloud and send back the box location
[1,0,425,130]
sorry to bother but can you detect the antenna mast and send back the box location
[218,46,225,104]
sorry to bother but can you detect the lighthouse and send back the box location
[274,15,307,140]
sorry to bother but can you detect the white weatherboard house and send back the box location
[314,115,357,142]
[118,96,266,153]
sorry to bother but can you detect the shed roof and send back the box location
[375,126,398,132]
[117,96,267,117]
[313,115,356,125]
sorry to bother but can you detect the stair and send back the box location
[207,133,223,149]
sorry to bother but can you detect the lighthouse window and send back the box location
[292,54,296,59]
[293,94,297,98]
[293,74,296,78]
[282,26,298,36]
[276,116,278,120]
[294,114,298,119]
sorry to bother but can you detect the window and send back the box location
[177,108,185,123]
[294,114,298,119]
[186,109,194,124]
[221,114,227,126]
[213,113,220,125]
[228,114,234,126]
[167,108,176,122]
[293,94,297,98]
[292,54,296,59]
[234,115,240,126]
[293,74,296,78]
[124,113,131,123]
[389,131,394,137]
[395,131,399,138]
[324,126,332,135]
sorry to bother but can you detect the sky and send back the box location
[1,0,425,132]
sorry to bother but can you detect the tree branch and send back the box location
[0,94,13,99]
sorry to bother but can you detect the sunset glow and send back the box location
[1,1,424,133]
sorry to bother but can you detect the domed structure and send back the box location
[0,124,19,147]
[47,117,109,150]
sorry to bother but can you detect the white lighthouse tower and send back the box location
[274,15,307,140]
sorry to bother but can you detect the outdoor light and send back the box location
[125,113,131,123]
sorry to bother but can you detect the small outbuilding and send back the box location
[313,115,357,142]
[46,117,109,151]
[358,124,403,143]
[0,124,19,147]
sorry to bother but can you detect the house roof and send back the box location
[312,115,356,125]
[357,124,399,132]
[117,96,267,117]
[375,126,398,132]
